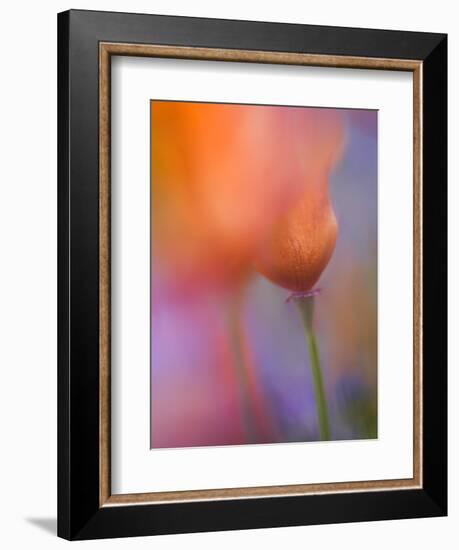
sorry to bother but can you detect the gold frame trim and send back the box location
[99,43,423,507]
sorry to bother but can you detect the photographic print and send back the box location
[59,12,447,538]
[150,100,378,449]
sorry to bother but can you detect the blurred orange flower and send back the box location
[151,101,344,295]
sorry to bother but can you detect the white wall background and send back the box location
[0,1,455,548]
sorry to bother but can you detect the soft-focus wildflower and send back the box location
[253,111,344,292]
[254,178,339,292]
[152,102,344,297]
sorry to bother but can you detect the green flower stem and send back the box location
[296,297,331,441]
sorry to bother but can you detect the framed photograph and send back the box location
[57,9,447,540]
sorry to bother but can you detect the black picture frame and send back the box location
[58,9,447,540]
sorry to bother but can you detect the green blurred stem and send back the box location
[227,296,258,443]
[296,297,331,441]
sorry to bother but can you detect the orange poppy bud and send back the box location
[253,108,344,293]
[254,178,339,292]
